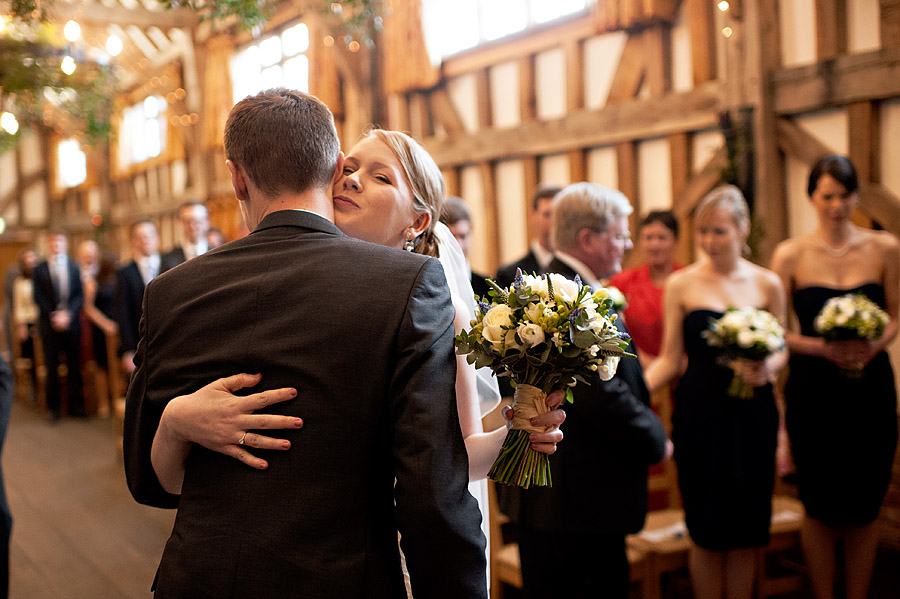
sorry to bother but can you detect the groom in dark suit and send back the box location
[124,89,486,598]
[517,183,669,598]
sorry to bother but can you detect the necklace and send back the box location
[817,228,855,258]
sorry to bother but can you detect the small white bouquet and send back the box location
[606,285,628,311]
[814,293,890,377]
[702,307,785,399]
[814,293,889,342]
[455,270,634,488]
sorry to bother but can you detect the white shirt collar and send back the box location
[531,240,553,269]
[184,239,209,260]
[552,250,603,291]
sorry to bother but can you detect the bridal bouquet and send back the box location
[606,285,628,311]
[814,293,890,377]
[455,270,634,488]
[702,307,785,399]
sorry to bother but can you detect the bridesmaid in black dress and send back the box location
[646,185,786,599]
[771,155,899,599]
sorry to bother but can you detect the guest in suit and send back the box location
[440,195,491,299]
[114,220,160,376]
[495,183,561,288]
[124,89,487,598]
[32,232,84,421]
[518,182,670,598]
[161,201,209,271]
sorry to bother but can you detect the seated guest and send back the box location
[495,183,561,287]
[114,220,160,376]
[33,231,84,421]
[12,248,39,402]
[609,210,681,368]
[440,195,491,299]
[518,183,669,598]
[161,201,209,271]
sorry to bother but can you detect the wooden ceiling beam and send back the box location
[772,48,900,114]
[423,82,722,167]
[47,1,199,30]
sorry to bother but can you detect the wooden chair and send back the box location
[10,328,35,405]
[487,480,522,599]
[756,496,806,598]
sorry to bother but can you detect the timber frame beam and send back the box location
[772,47,900,115]
[423,81,723,167]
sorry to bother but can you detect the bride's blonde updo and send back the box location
[365,129,444,258]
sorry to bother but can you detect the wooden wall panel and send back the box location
[685,0,717,84]
[815,0,848,60]
[883,0,900,48]
[519,55,537,121]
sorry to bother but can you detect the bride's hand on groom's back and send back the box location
[164,373,302,470]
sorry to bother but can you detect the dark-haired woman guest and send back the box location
[610,210,681,368]
[771,155,899,599]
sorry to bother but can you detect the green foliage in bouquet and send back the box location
[814,293,890,341]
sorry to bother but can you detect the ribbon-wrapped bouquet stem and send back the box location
[455,270,634,488]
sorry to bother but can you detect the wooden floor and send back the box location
[4,402,174,599]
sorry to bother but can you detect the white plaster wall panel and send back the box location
[587,146,619,189]
[88,187,101,214]
[22,182,47,224]
[692,129,725,173]
[171,160,187,195]
[0,152,14,201]
[460,165,489,271]
[780,0,817,67]
[583,31,627,109]
[638,137,673,213]
[19,131,42,176]
[786,155,817,238]
[671,3,693,92]
[880,100,900,199]
[447,73,480,133]
[158,162,171,199]
[848,0,880,53]
[540,154,571,186]
[796,109,848,154]
[2,203,19,225]
[147,166,160,203]
[535,47,567,120]
[495,159,528,266]
[490,61,521,129]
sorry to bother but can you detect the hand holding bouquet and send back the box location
[702,307,785,399]
[455,270,634,488]
[814,293,890,375]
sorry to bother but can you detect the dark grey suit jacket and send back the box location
[124,210,486,599]
[494,250,541,289]
[32,257,83,336]
[113,261,145,356]
[518,257,668,536]
[160,246,187,272]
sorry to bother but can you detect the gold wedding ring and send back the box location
[238,432,247,445]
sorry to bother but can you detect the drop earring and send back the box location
[404,231,416,252]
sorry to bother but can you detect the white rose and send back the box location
[482,304,516,350]
[523,275,549,300]
[550,275,580,303]
[737,330,757,348]
[597,356,620,381]
[517,323,546,347]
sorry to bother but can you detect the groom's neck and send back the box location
[252,189,335,227]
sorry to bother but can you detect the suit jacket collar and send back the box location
[252,210,345,237]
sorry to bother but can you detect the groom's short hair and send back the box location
[224,88,340,198]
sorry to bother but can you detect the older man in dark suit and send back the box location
[32,231,84,421]
[517,182,670,598]
[124,89,486,598]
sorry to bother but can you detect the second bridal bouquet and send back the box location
[814,293,890,376]
[455,270,634,488]
[703,307,785,399]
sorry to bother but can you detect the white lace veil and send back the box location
[434,222,502,417]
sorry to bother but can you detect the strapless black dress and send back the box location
[785,283,899,526]
[672,310,778,550]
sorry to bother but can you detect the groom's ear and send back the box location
[329,152,345,190]
[226,159,249,202]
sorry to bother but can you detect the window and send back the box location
[231,22,310,105]
[117,95,167,169]
[57,138,86,189]
[423,0,588,59]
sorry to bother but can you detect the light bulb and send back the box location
[61,56,77,75]
[0,112,19,135]
[64,20,81,42]
[106,34,123,57]
[717,1,730,11]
